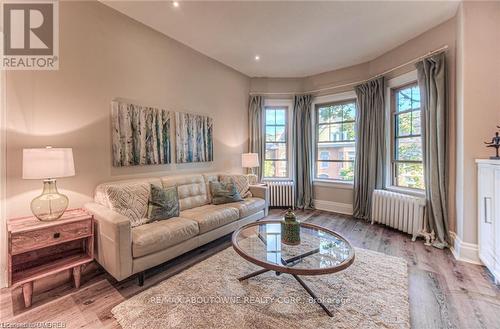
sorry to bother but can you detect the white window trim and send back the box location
[311,91,357,187]
[385,70,425,196]
[262,98,294,181]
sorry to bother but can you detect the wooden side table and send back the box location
[7,209,94,307]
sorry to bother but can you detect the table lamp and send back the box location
[23,147,75,221]
[242,153,259,183]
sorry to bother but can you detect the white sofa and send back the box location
[84,173,269,284]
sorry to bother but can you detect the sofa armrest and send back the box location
[249,185,269,216]
[84,202,133,281]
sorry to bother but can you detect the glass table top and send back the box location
[232,220,355,275]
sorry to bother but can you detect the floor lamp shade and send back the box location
[23,147,75,221]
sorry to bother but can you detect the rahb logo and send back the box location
[1,1,59,70]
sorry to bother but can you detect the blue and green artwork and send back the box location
[175,112,213,163]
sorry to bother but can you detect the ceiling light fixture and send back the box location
[172,1,179,8]
[254,55,260,61]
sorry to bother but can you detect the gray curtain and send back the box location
[416,53,449,248]
[248,95,265,181]
[353,77,386,220]
[293,94,314,209]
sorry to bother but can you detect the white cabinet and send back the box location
[476,159,500,284]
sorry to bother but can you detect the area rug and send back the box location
[112,247,410,329]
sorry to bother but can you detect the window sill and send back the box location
[262,178,293,182]
[313,180,354,190]
[385,186,425,198]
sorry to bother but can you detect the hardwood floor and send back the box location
[1,209,499,328]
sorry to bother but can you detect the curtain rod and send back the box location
[249,45,448,96]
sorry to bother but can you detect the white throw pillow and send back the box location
[105,183,150,227]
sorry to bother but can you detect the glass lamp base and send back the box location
[31,179,69,221]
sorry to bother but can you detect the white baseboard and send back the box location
[449,231,482,265]
[314,199,353,215]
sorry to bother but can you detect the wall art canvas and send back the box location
[111,101,172,167]
[175,112,213,163]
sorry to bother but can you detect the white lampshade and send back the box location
[23,147,75,179]
[241,153,259,168]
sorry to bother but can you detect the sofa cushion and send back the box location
[224,197,266,218]
[161,175,208,211]
[132,217,199,258]
[180,205,239,234]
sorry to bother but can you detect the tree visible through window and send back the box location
[315,100,356,181]
[392,83,424,189]
[264,107,288,178]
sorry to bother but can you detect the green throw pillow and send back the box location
[147,184,180,222]
[209,181,243,205]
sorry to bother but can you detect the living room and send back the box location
[0,1,499,328]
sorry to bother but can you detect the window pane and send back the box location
[343,103,356,121]
[316,161,354,181]
[328,123,354,142]
[317,144,355,161]
[411,86,420,109]
[329,123,343,141]
[396,137,422,161]
[397,87,412,112]
[275,126,286,142]
[330,105,343,122]
[396,112,412,137]
[396,162,424,189]
[318,125,330,142]
[265,109,275,125]
[412,110,421,135]
[264,160,287,178]
[343,122,355,141]
[265,126,275,142]
[318,107,330,124]
[275,109,286,125]
[265,143,286,160]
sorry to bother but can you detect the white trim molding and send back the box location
[449,231,482,265]
[314,199,353,215]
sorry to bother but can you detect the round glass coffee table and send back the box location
[232,220,355,317]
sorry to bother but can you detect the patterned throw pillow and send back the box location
[147,184,180,222]
[209,181,244,205]
[105,183,150,227]
[220,174,252,198]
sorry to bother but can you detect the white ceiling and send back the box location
[102,1,459,78]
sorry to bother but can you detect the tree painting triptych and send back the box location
[111,100,213,167]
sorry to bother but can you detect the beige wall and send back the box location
[455,1,500,246]
[5,1,250,219]
[250,17,457,217]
